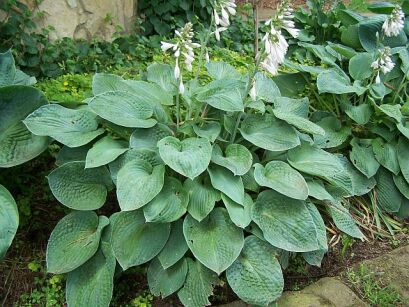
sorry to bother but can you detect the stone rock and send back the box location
[302,277,367,307]
[277,292,334,307]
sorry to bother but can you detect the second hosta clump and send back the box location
[23,61,369,307]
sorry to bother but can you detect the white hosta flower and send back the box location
[161,41,177,52]
[174,60,180,79]
[371,47,395,83]
[213,0,236,40]
[205,50,210,63]
[214,26,227,41]
[260,27,289,76]
[179,78,185,94]
[250,83,257,101]
[382,6,405,37]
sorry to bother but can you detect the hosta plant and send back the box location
[0,50,49,260]
[19,2,375,306]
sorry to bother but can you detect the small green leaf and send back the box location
[317,69,366,95]
[211,144,253,176]
[378,104,402,122]
[183,208,244,274]
[158,136,212,179]
[130,123,173,150]
[110,210,170,270]
[254,161,308,200]
[327,201,364,239]
[350,138,380,178]
[85,136,128,168]
[222,193,253,228]
[252,190,319,252]
[148,258,188,298]
[46,211,109,274]
[208,164,244,205]
[158,220,189,269]
[0,185,19,260]
[226,236,283,306]
[116,158,165,211]
[193,122,221,142]
[372,138,399,175]
[48,162,113,210]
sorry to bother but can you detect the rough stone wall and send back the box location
[22,0,136,41]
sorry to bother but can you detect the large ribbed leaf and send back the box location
[317,69,365,95]
[211,144,252,176]
[398,137,409,184]
[85,136,128,168]
[92,73,128,95]
[313,115,351,148]
[0,185,19,260]
[342,157,376,196]
[108,149,162,184]
[327,201,364,239]
[372,138,400,175]
[0,86,49,167]
[193,122,221,142]
[24,104,104,147]
[177,259,219,307]
[116,158,165,211]
[184,176,221,222]
[376,167,402,213]
[56,144,91,166]
[195,79,245,112]
[240,114,300,151]
[393,174,409,200]
[143,177,189,223]
[158,220,189,269]
[344,103,373,125]
[147,63,177,93]
[88,91,156,128]
[66,233,116,307]
[205,61,241,80]
[273,97,325,135]
[48,162,112,210]
[148,258,188,298]
[255,72,281,102]
[254,161,308,200]
[130,123,173,150]
[302,203,328,267]
[378,104,402,122]
[183,208,244,274]
[208,164,244,205]
[110,210,170,270]
[252,190,319,252]
[348,52,373,80]
[46,211,109,274]
[158,137,212,179]
[221,193,253,228]
[122,80,174,106]
[350,138,379,178]
[226,236,283,306]
[0,50,15,86]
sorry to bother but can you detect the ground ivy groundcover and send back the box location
[1,0,409,306]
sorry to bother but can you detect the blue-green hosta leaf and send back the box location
[327,201,364,239]
[226,235,283,306]
[195,79,245,112]
[307,180,334,201]
[85,136,128,168]
[252,190,319,252]
[205,61,241,80]
[372,138,399,175]
[273,97,325,136]
[350,138,380,178]
[397,120,409,140]
[48,162,113,210]
[327,43,357,59]
[313,115,351,148]
[397,199,409,219]
[397,137,409,184]
[158,136,212,180]
[46,211,109,274]
[254,161,308,200]
[240,114,300,151]
[92,73,128,95]
[184,176,221,222]
[13,70,36,86]
[317,69,366,95]
[130,123,173,150]
[110,210,170,270]
[211,144,252,176]
[147,63,177,94]
[116,158,165,211]
[24,104,104,147]
[193,122,221,142]
[376,167,402,213]
[0,185,18,260]
[0,50,15,86]
[255,72,281,102]
[183,208,244,274]
[158,220,189,269]
[242,168,259,192]
[144,177,189,223]
[108,149,162,184]
[122,80,174,106]
[148,258,188,298]
[88,91,156,128]
[378,104,402,122]
[177,259,219,307]
[0,86,49,167]
[221,193,253,228]
[393,174,409,200]
[302,203,328,267]
[208,164,244,205]
[56,144,91,166]
[344,103,373,125]
[349,52,374,80]
[66,233,116,307]
[342,158,376,196]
